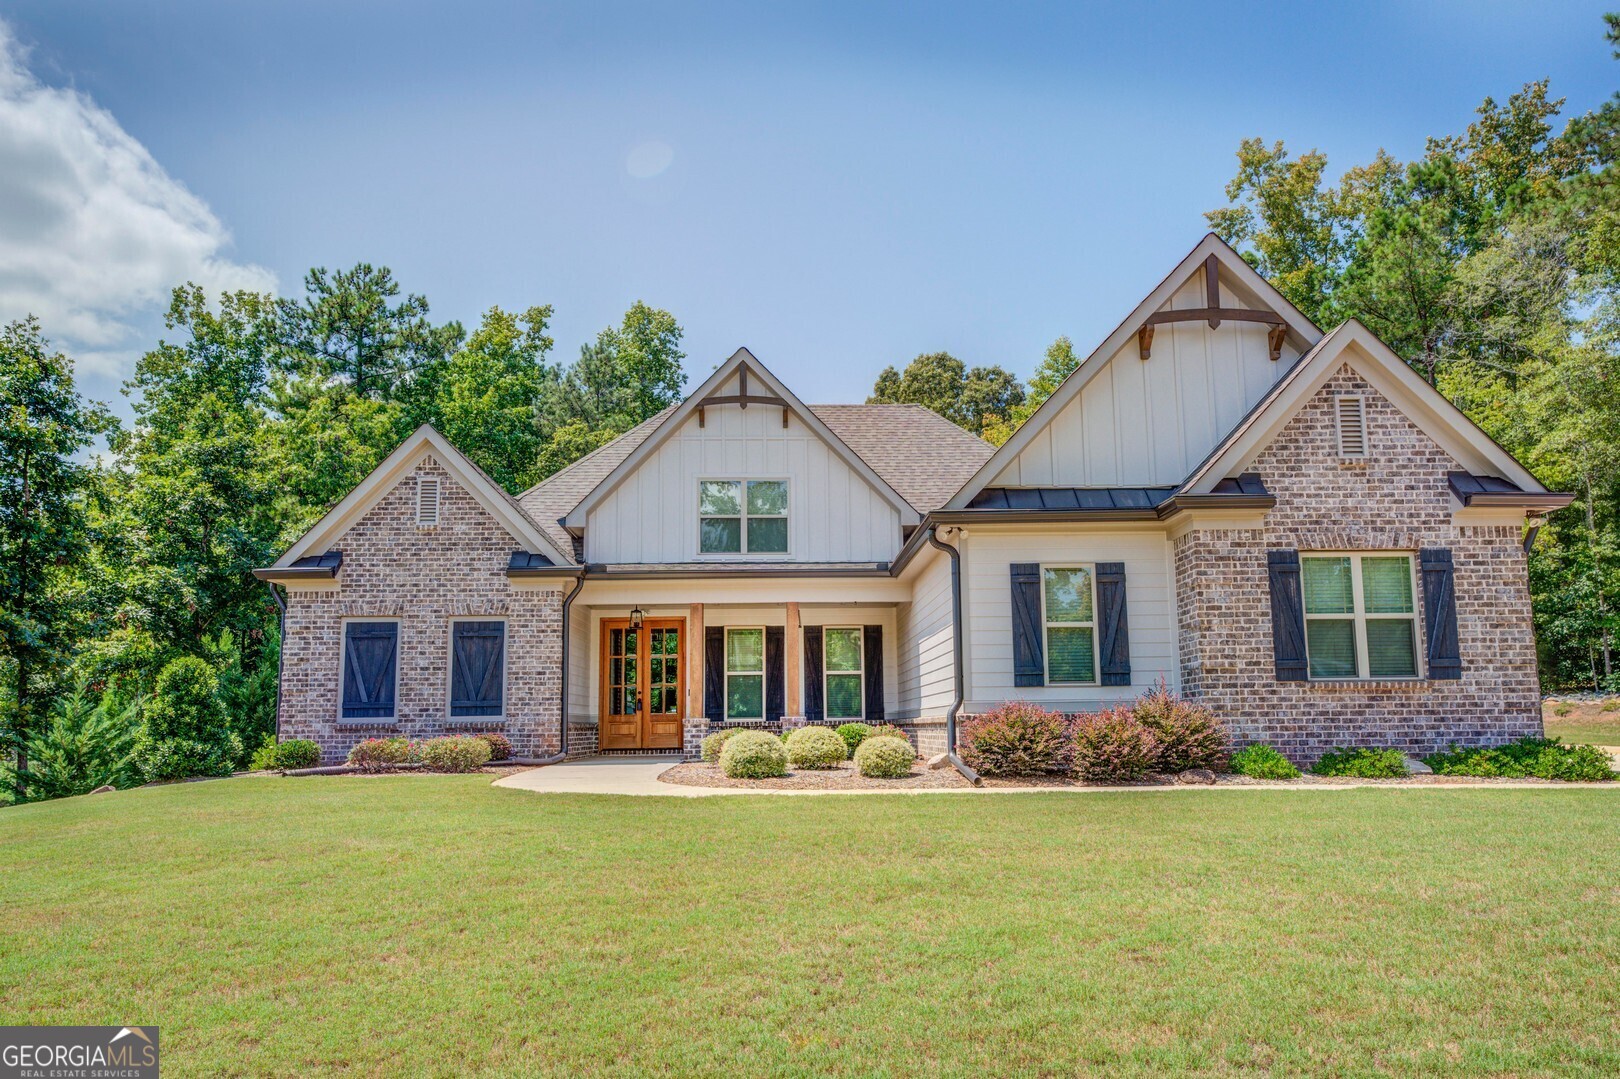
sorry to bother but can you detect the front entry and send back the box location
[599,618,685,750]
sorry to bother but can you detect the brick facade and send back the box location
[278,457,564,764]
[1174,365,1543,763]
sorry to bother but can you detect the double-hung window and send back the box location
[450,620,506,717]
[700,480,788,554]
[342,620,399,720]
[1302,554,1419,679]
[725,627,765,720]
[1042,566,1098,685]
[823,627,864,720]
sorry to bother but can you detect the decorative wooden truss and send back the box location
[696,365,791,428]
[1138,255,1287,362]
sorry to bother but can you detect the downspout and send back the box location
[924,525,981,786]
[264,581,287,741]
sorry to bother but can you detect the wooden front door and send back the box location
[599,618,685,750]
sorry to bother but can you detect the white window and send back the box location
[1041,566,1098,685]
[823,627,864,720]
[1335,395,1367,458]
[699,480,788,555]
[417,475,441,527]
[724,627,766,720]
[1302,554,1419,679]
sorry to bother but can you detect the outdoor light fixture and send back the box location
[629,606,644,629]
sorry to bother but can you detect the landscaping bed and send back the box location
[659,758,971,790]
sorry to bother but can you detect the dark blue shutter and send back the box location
[1421,548,1462,680]
[450,621,505,717]
[803,626,824,722]
[1010,563,1045,687]
[765,626,785,723]
[704,627,724,721]
[1267,550,1308,682]
[862,624,885,723]
[342,622,398,719]
[1096,563,1131,686]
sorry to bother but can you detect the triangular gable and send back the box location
[274,424,574,568]
[1179,320,1546,494]
[564,347,922,528]
[943,233,1323,508]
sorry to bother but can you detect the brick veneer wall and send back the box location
[279,456,564,764]
[1174,365,1543,763]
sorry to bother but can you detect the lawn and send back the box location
[1544,697,1620,746]
[3,778,1619,1076]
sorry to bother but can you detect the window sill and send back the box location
[1305,678,1431,691]
[337,719,398,729]
[444,717,505,728]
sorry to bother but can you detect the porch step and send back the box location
[595,748,682,757]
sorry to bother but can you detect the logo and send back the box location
[0,1026,159,1078]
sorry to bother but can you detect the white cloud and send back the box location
[0,20,275,372]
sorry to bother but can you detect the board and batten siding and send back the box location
[990,274,1301,488]
[962,529,1177,712]
[584,381,902,564]
[895,549,956,721]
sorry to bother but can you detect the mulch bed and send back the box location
[658,759,973,790]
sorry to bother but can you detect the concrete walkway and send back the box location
[490,756,1620,798]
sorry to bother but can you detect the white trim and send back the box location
[1334,395,1367,458]
[1300,552,1421,681]
[1039,563,1099,687]
[338,617,401,722]
[273,425,572,568]
[446,616,508,722]
[565,347,922,528]
[723,626,767,721]
[696,478,791,558]
[822,625,865,721]
[944,233,1323,510]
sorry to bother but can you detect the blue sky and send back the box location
[1,1,1616,416]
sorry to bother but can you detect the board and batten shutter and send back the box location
[1420,548,1463,680]
[1095,563,1131,686]
[862,624,885,723]
[450,621,505,717]
[1010,562,1045,687]
[765,626,785,723]
[803,626,825,722]
[1266,550,1309,682]
[342,621,398,719]
[704,627,724,721]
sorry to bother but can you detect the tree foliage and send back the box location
[867,352,1025,437]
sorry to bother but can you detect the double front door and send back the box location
[599,618,685,750]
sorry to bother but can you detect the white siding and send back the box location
[895,550,955,721]
[962,529,1176,712]
[991,274,1301,488]
[585,378,902,563]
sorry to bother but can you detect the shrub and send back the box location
[419,736,493,773]
[1424,738,1615,782]
[250,735,280,772]
[866,723,910,745]
[1071,708,1159,782]
[347,737,419,772]
[1130,685,1230,772]
[854,735,915,778]
[137,656,239,782]
[1603,699,1619,714]
[1312,747,1407,778]
[786,725,847,769]
[835,722,873,756]
[475,732,512,762]
[958,702,1074,776]
[19,684,140,801]
[274,739,322,770]
[701,727,752,762]
[1553,703,1574,717]
[1229,744,1301,779]
[719,730,788,779]
[135,734,243,783]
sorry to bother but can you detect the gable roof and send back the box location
[943,232,1323,510]
[517,407,675,559]
[272,424,574,569]
[561,347,924,530]
[1180,319,1547,494]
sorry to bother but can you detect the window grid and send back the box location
[1040,564,1099,686]
[724,626,766,721]
[699,479,789,555]
[823,626,864,721]
[1302,553,1420,680]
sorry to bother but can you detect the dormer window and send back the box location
[699,480,788,554]
[417,475,441,527]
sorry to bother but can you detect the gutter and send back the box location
[922,526,981,787]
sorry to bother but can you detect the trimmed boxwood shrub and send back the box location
[1130,685,1230,772]
[1229,744,1301,779]
[274,739,322,770]
[1424,738,1614,781]
[475,732,512,762]
[854,735,914,778]
[786,725,847,769]
[134,735,241,782]
[347,737,419,772]
[1071,708,1159,782]
[959,702,1074,776]
[835,722,873,757]
[720,730,788,779]
[701,727,753,762]
[866,723,910,745]
[420,735,493,773]
[1312,746,1407,778]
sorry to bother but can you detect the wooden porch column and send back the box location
[785,602,802,716]
[688,603,704,716]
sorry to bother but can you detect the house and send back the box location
[255,234,1572,766]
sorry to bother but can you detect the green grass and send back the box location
[1545,715,1620,747]
[4,778,1620,1076]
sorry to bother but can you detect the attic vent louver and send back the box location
[1335,396,1367,458]
[417,475,441,527]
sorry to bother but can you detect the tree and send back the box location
[20,681,139,802]
[867,352,1024,437]
[0,319,113,783]
[982,337,1081,445]
[134,655,240,782]
[430,305,557,490]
